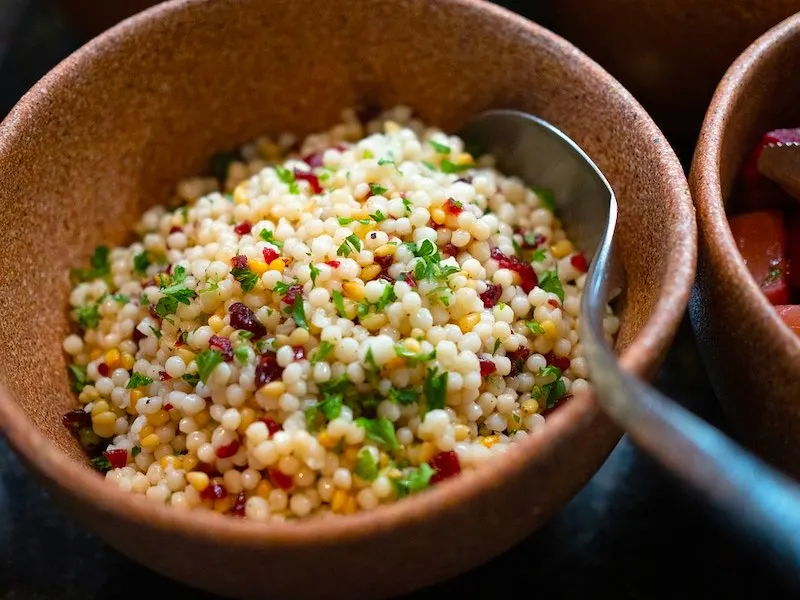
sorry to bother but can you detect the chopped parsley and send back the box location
[332,289,347,317]
[131,446,141,457]
[429,139,451,154]
[133,251,152,275]
[423,367,448,412]
[539,365,562,380]
[394,344,436,365]
[356,417,400,451]
[273,280,291,295]
[440,159,471,174]
[73,304,100,331]
[231,265,259,293]
[376,285,397,311]
[311,341,335,364]
[337,216,372,226]
[538,366,567,409]
[68,364,88,393]
[305,392,343,431]
[275,165,299,194]
[422,160,437,171]
[291,295,308,329]
[369,210,387,222]
[182,373,200,386]
[70,246,111,283]
[155,265,197,317]
[368,183,388,197]
[259,229,283,249]
[111,293,130,304]
[531,248,547,262]
[402,197,412,214]
[493,339,502,354]
[337,234,362,257]
[526,320,545,336]
[234,345,251,365]
[378,157,395,167]
[388,387,418,405]
[309,263,321,286]
[126,373,154,389]
[149,326,162,339]
[90,455,113,473]
[195,349,223,384]
[355,447,379,481]
[532,187,556,212]
[392,463,434,498]
[409,239,460,281]
[538,270,565,303]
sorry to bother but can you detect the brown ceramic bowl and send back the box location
[545,0,800,153]
[0,1,694,598]
[691,14,800,479]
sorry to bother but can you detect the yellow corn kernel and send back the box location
[237,408,256,435]
[141,433,161,449]
[344,495,358,515]
[455,152,474,166]
[431,208,446,225]
[256,480,273,499]
[360,264,381,282]
[90,348,103,361]
[233,185,249,205]
[288,327,310,346]
[104,349,121,369]
[91,400,110,416]
[540,320,558,341]
[214,496,233,513]
[126,403,138,416]
[458,313,481,333]
[148,410,171,427]
[182,455,199,471]
[268,258,286,273]
[130,389,144,404]
[208,315,225,333]
[120,352,135,370]
[331,489,348,513]
[342,280,365,301]
[481,435,500,448]
[385,356,404,371]
[260,381,286,397]
[403,338,421,353]
[248,259,269,276]
[218,325,235,338]
[177,348,196,364]
[160,455,181,470]
[453,424,470,441]
[344,446,359,463]
[360,313,387,331]
[419,442,436,464]
[92,411,116,427]
[170,410,182,423]
[550,239,574,259]
[374,244,397,258]
[194,410,210,427]
[387,468,402,479]
[139,424,154,439]
[317,432,336,449]
[272,334,291,349]
[521,399,540,414]
[93,422,116,439]
[186,471,210,492]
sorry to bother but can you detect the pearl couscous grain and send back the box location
[62,106,619,521]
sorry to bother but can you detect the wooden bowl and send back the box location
[691,14,800,479]
[0,1,695,598]
[545,0,800,154]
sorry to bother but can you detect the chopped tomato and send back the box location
[775,305,800,336]
[728,210,790,305]
[787,212,800,293]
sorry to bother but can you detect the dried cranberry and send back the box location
[429,451,461,484]
[303,152,325,168]
[209,335,234,362]
[228,302,267,339]
[292,346,305,361]
[63,409,91,432]
[261,418,282,436]
[479,283,502,308]
[230,491,247,517]
[231,255,248,270]
[521,233,546,250]
[175,331,184,347]
[255,352,283,387]
[508,346,531,377]
[262,247,280,264]
[325,260,340,268]
[269,468,294,490]
[490,247,538,293]
[132,328,145,344]
[442,243,459,257]
[374,254,393,272]
[294,169,323,194]
[169,225,183,234]
[164,403,174,411]
[545,352,571,372]
[570,253,588,272]
[97,363,109,377]
[443,198,463,216]
[159,371,172,381]
[283,284,303,305]
[234,221,252,235]
[103,448,129,469]
[478,356,497,378]
[200,480,227,501]
[216,439,240,459]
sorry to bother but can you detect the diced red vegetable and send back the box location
[269,468,294,490]
[228,302,267,339]
[787,212,800,292]
[401,272,417,288]
[169,225,183,234]
[231,254,248,270]
[97,363,109,377]
[429,451,461,484]
[159,371,172,381]
[443,198,463,216]
[776,305,800,336]
[292,346,305,361]
[490,247,538,293]
[262,247,280,264]
[325,260,340,268]
[103,448,129,469]
[234,222,252,235]
[216,439,240,459]
[544,351,571,372]
[478,356,497,378]
[729,210,789,305]
[164,403,174,411]
[209,335,234,362]
[547,298,560,308]
[255,352,283,387]
[374,254,393,272]
[570,253,588,272]
[261,418,282,436]
[200,480,227,501]
[735,130,796,213]
[442,243,459,257]
[294,169,323,194]
[479,283,502,308]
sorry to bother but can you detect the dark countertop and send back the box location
[0,2,795,598]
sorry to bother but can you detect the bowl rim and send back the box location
[690,12,800,354]
[0,0,696,546]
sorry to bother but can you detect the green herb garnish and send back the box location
[133,251,151,275]
[90,455,113,473]
[388,387,418,405]
[131,446,141,457]
[196,349,223,384]
[71,246,111,283]
[332,289,347,317]
[538,270,565,303]
[311,341,335,364]
[369,183,388,197]
[337,233,362,257]
[149,326,162,339]
[292,295,308,329]
[111,293,130,304]
[376,285,397,311]
[423,368,448,411]
[231,266,259,293]
[337,216,372,226]
[127,373,154,389]
[309,263,321,286]
[526,321,545,336]
[234,345,251,365]
[155,265,197,317]
[275,165,299,194]
[392,463,434,497]
[532,188,556,212]
[356,417,400,451]
[74,304,100,331]
[531,248,547,262]
[259,229,284,249]
[68,364,88,393]
[369,210,387,222]
[355,447,379,481]
[394,344,436,365]
[429,139,451,154]
[493,339,502,354]
[182,373,200,386]
[440,159,471,174]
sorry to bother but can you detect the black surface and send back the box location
[0,1,795,598]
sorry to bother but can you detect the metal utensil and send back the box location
[458,109,800,586]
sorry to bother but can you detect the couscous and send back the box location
[62,106,619,522]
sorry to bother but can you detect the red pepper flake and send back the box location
[545,352,571,372]
[164,403,174,411]
[507,346,531,377]
[97,363,109,377]
[62,409,91,432]
[200,480,227,500]
[262,247,280,264]
[209,335,234,362]
[230,491,247,517]
[292,346,305,361]
[283,284,303,305]
[443,198,463,216]
[570,253,588,273]
[231,254,248,270]
[442,242,459,257]
[229,302,267,339]
[478,355,497,378]
[325,260,340,268]
[269,468,294,490]
[294,169,323,194]
[159,371,172,381]
[479,283,502,308]
[490,247,538,293]
[255,352,283,387]
[234,221,252,235]
[216,439,240,459]
[261,418,282,436]
[378,273,395,283]
[429,451,461,484]
[102,448,129,469]
[169,225,183,234]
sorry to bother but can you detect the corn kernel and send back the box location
[268,258,286,272]
[385,356,404,370]
[541,320,558,341]
[360,264,381,282]
[248,259,269,275]
[455,152,474,166]
[91,400,110,416]
[177,349,196,364]
[360,313,387,331]
[256,480,273,499]
[214,496,233,513]
[92,411,116,427]
[237,408,256,435]
[403,338,421,353]
[139,425,154,439]
[104,349,121,369]
[331,489,348,513]
[90,348,103,361]
[431,208,446,225]
[186,471,210,492]
[374,244,397,258]
[344,495,358,515]
[148,410,171,427]
[550,240,574,259]
[141,433,161,449]
[93,422,116,439]
[121,352,135,370]
[208,315,225,333]
[160,455,180,470]
[317,432,336,449]
[126,403,138,416]
[182,455,199,471]
[342,280,365,301]
[454,424,469,441]
[233,185,249,205]
[218,325,235,338]
[419,442,436,463]
[130,389,144,404]
[260,381,286,397]
[521,399,540,414]
[481,435,500,448]
[195,411,210,427]
[458,313,481,333]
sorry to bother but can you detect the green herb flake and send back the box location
[126,372,154,389]
[370,210,387,222]
[377,157,395,167]
[429,139,451,154]
[402,197,412,214]
[394,344,436,365]
[273,280,291,295]
[275,165,299,194]
[234,345,251,365]
[71,246,111,283]
[492,339,502,355]
[526,320,545,336]
[90,455,113,473]
[111,293,130,304]
[539,270,565,303]
[332,289,347,317]
[131,446,141,457]
[337,216,372,226]
[74,304,100,331]
[292,295,308,329]
[368,183,388,197]
[337,233,362,257]
[422,160,437,171]
[149,326,162,339]
[133,251,151,275]
[155,265,197,317]
[231,266,259,293]
[356,417,400,452]
[440,159,471,174]
[309,263,321,286]
[182,373,200,386]
[388,387,418,405]
[355,447,379,481]
[392,463,434,498]
[376,284,397,311]
[532,188,556,212]
[311,340,335,364]
[362,149,375,159]
[538,365,562,381]
[259,229,284,249]
[531,248,547,262]
[423,368,448,412]
[68,364,88,393]
[196,349,223,384]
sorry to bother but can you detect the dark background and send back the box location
[0,1,794,598]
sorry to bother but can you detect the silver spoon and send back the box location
[459,109,800,585]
